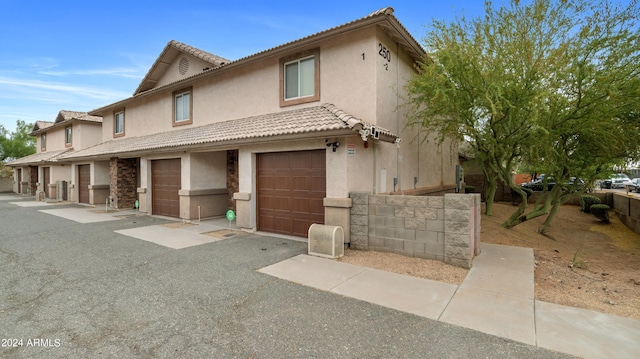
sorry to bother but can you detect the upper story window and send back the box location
[280,48,320,107]
[65,126,72,147]
[114,110,125,137]
[173,87,193,126]
[41,133,46,151]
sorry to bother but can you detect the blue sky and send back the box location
[0,0,487,132]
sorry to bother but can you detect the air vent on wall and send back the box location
[179,57,189,75]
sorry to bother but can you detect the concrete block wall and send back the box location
[0,177,12,193]
[350,192,481,268]
[613,193,640,235]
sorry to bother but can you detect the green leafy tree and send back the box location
[408,0,640,231]
[0,120,37,162]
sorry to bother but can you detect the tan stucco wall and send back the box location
[36,121,102,152]
[157,53,216,88]
[185,151,226,190]
[75,122,103,150]
[39,127,66,152]
[97,27,384,141]
[373,28,458,194]
[50,164,71,184]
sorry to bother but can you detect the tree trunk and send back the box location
[484,180,497,216]
[538,192,571,234]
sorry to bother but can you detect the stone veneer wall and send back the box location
[29,166,38,195]
[109,158,138,209]
[226,150,239,211]
[350,192,481,268]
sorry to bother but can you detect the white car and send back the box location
[609,173,632,189]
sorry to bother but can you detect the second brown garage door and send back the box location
[152,159,181,218]
[257,150,325,237]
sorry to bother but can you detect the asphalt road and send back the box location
[0,197,574,358]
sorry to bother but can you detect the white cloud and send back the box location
[39,67,144,79]
[0,76,131,101]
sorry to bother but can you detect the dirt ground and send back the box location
[339,202,640,320]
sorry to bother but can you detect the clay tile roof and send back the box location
[7,148,73,166]
[169,40,229,66]
[56,110,102,124]
[61,104,397,160]
[134,40,231,95]
[30,121,55,135]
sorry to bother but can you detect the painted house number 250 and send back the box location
[378,43,391,70]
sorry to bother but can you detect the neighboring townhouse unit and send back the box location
[9,111,102,201]
[54,7,459,239]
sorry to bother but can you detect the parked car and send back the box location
[520,176,584,191]
[629,178,640,192]
[605,173,633,189]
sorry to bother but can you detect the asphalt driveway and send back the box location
[0,196,573,358]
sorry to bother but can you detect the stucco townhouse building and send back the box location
[9,111,103,201]
[11,7,459,241]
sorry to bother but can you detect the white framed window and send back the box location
[280,48,320,107]
[285,56,315,100]
[114,110,125,137]
[173,87,192,126]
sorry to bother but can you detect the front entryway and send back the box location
[151,158,181,218]
[43,167,51,199]
[78,165,90,204]
[257,150,325,237]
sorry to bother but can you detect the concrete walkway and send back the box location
[115,217,242,249]
[259,243,640,359]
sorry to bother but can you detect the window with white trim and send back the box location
[41,133,46,151]
[279,48,320,107]
[173,87,192,126]
[285,56,315,100]
[114,110,125,137]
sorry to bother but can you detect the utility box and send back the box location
[308,224,344,259]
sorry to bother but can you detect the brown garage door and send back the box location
[257,150,325,237]
[78,165,90,204]
[152,159,181,218]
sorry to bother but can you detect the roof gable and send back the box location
[30,121,54,135]
[134,40,230,95]
[90,7,424,115]
[29,111,101,136]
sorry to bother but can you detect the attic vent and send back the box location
[179,57,189,75]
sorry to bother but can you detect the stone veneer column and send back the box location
[226,150,239,211]
[109,158,138,209]
[29,166,38,195]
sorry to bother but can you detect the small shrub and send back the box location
[580,195,601,213]
[465,185,476,193]
[590,204,611,223]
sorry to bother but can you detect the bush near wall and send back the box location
[580,195,601,213]
[591,204,611,223]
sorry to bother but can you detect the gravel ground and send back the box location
[0,197,574,358]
